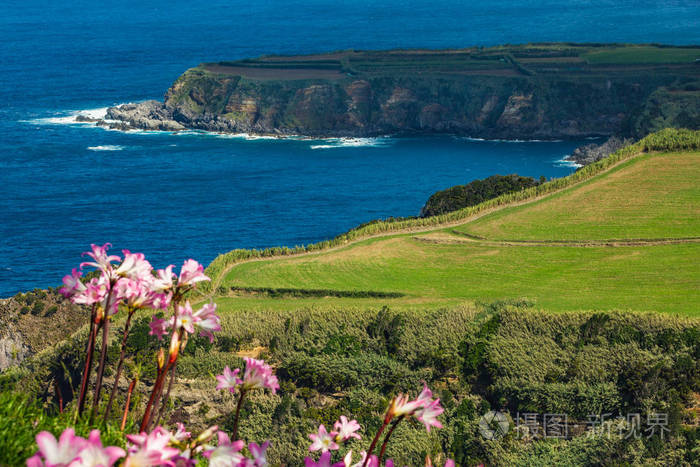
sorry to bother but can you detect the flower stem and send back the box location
[232,389,247,440]
[90,312,110,421]
[121,378,137,431]
[140,362,167,432]
[103,308,135,422]
[77,305,98,416]
[154,363,177,427]
[378,416,404,463]
[363,413,392,467]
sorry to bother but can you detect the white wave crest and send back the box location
[88,145,124,151]
[23,106,122,126]
[459,136,564,143]
[310,137,392,149]
[554,156,582,168]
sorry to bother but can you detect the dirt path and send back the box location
[415,231,700,247]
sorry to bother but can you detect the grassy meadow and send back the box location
[211,148,700,316]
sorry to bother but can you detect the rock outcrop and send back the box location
[100,47,700,139]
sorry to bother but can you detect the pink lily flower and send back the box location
[241,358,279,394]
[308,424,339,452]
[175,301,196,334]
[152,265,176,293]
[171,423,191,443]
[202,431,245,467]
[27,428,87,467]
[60,268,86,299]
[193,302,221,342]
[215,366,241,393]
[72,277,108,306]
[304,451,345,467]
[424,457,455,467]
[177,259,210,287]
[67,430,125,467]
[242,440,270,466]
[125,426,180,467]
[148,315,170,340]
[342,450,368,467]
[413,384,444,432]
[114,250,152,281]
[333,416,362,442]
[387,393,423,418]
[415,398,444,432]
[80,243,120,275]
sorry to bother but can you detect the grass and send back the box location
[457,152,700,241]
[583,46,700,64]
[210,145,700,316]
[220,235,699,315]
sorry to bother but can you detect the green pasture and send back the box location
[583,46,700,64]
[458,152,700,241]
[212,149,700,316]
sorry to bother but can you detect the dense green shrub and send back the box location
[420,174,542,217]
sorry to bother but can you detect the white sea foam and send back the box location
[310,137,392,149]
[460,136,564,143]
[554,156,583,168]
[24,106,120,126]
[87,145,124,151]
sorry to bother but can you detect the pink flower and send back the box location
[304,451,345,467]
[387,393,423,418]
[413,384,444,432]
[80,243,120,274]
[152,265,176,293]
[415,398,444,432]
[125,426,181,467]
[27,428,87,466]
[243,441,270,466]
[116,278,161,309]
[308,424,339,453]
[171,423,191,443]
[215,366,241,393]
[342,451,368,467]
[114,250,152,281]
[175,301,196,334]
[60,268,86,299]
[241,358,279,394]
[148,315,170,340]
[177,259,210,287]
[202,431,244,467]
[424,457,455,467]
[333,416,361,442]
[68,430,125,467]
[72,277,109,306]
[193,302,221,342]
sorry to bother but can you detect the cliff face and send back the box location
[104,46,700,139]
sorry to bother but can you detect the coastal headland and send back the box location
[96,43,700,140]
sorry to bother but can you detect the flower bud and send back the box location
[196,425,218,444]
[157,348,165,370]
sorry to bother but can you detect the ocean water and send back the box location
[1,1,698,297]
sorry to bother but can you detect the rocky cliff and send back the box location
[101,45,700,139]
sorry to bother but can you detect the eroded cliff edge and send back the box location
[102,45,700,139]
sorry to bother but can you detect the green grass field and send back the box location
[211,149,700,315]
[457,152,700,241]
[582,46,700,64]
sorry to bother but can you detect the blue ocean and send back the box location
[1,1,699,297]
